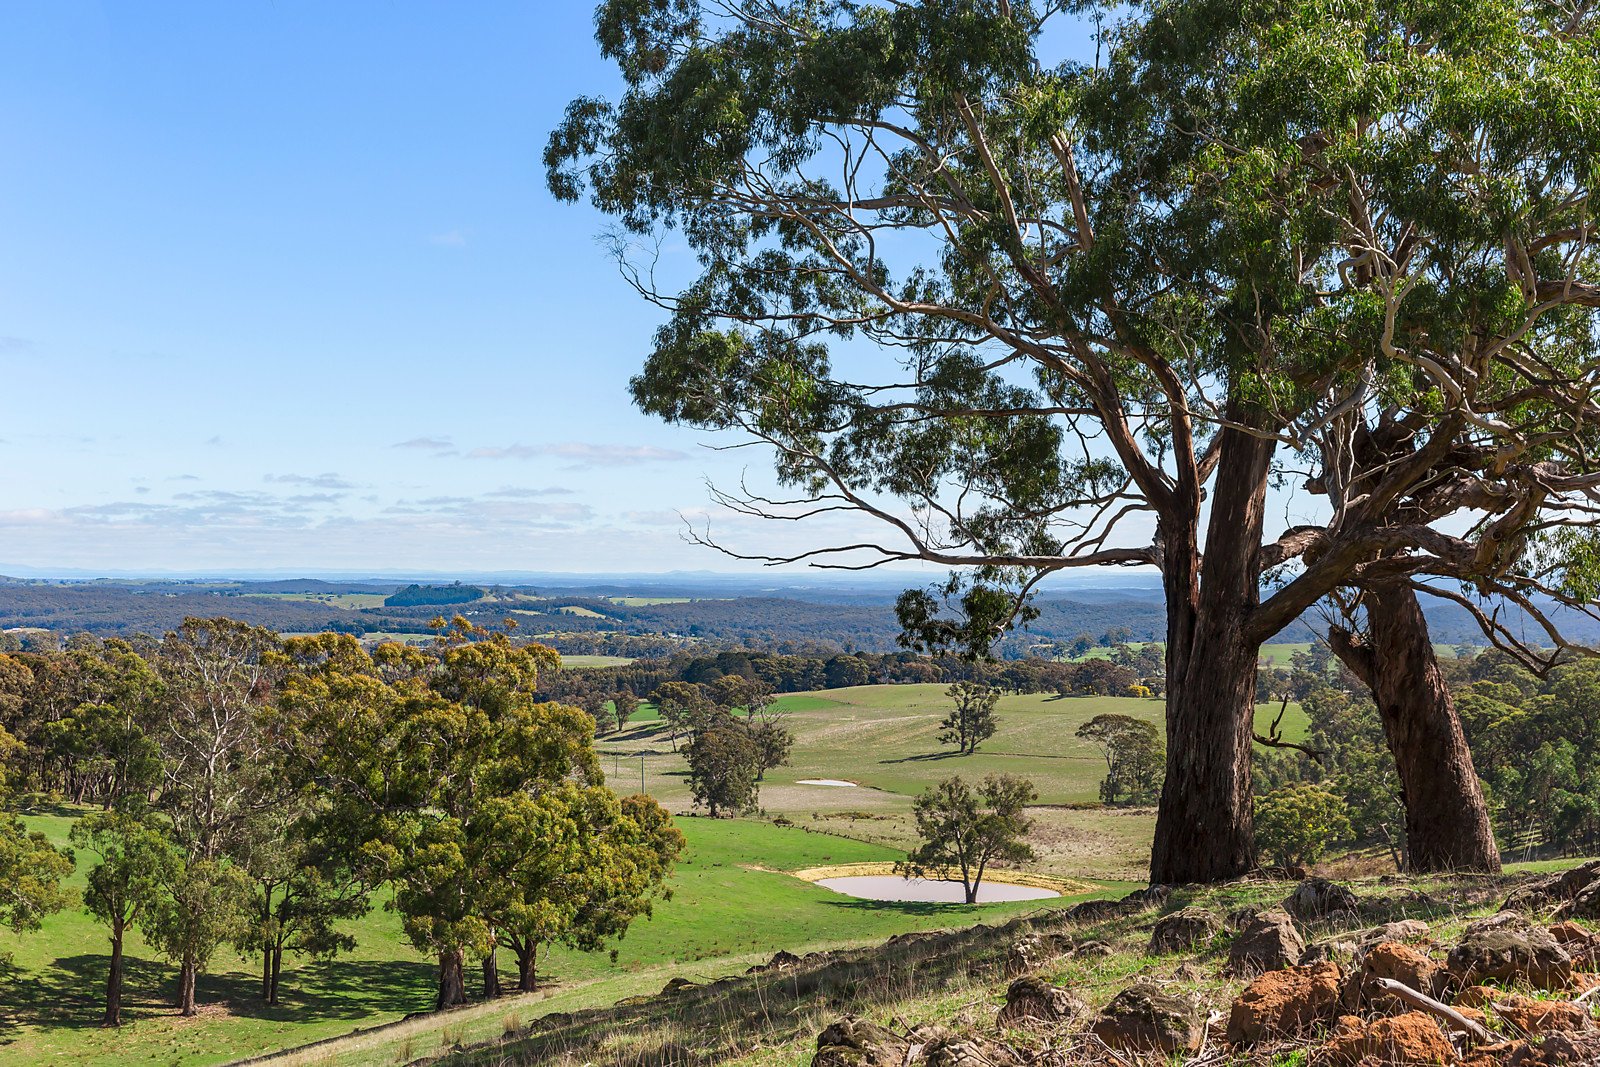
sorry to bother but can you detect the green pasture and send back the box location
[0,811,1098,1066]
[597,683,1307,881]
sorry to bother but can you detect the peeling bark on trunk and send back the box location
[1330,584,1501,873]
[436,948,468,1011]
[1149,424,1274,884]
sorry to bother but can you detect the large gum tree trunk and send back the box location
[1149,424,1274,885]
[1330,583,1501,873]
[436,949,468,1011]
[513,939,538,992]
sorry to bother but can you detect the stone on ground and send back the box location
[1229,908,1306,975]
[996,975,1082,1028]
[1090,981,1204,1055]
[1285,877,1360,922]
[1447,912,1573,990]
[1149,906,1222,954]
[1227,960,1344,1045]
[1321,1011,1458,1065]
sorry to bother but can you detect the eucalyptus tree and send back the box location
[72,811,180,1025]
[281,632,610,1009]
[551,0,1600,880]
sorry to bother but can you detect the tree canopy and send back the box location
[552,0,1600,881]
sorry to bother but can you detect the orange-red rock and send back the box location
[1228,961,1343,1046]
[1320,1011,1458,1065]
[1367,940,1440,994]
[1548,921,1593,946]
[1489,991,1593,1035]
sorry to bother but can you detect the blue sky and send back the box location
[0,2,1119,577]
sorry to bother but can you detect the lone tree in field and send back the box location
[612,689,639,733]
[900,774,1036,905]
[684,713,762,817]
[1076,713,1164,806]
[940,681,999,755]
[651,681,709,752]
[711,675,793,779]
[552,0,1600,882]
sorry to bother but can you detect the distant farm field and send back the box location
[559,654,635,669]
[600,682,1309,883]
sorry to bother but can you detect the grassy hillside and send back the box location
[0,810,1110,1066]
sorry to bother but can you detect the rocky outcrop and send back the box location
[1229,908,1306,975]
[1090,981,1204,1055]
[1447,911,1573,990]
[1457,988,1593,1035]
[813,1017,911,1067]
[1149,907,1222,955]
[1226,960,1343,1045]
[1503,860,1600,919]
[1284,877,1360,922]
[995,975,1082,1028]
[1003,932,1074,977]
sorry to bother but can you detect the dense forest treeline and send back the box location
[537,644,1168,706]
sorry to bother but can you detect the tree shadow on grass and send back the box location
[815,897,978,919]
[0,950,437,1043]
[876,751,960,764]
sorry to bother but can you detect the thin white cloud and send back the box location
[466,443,690,468]
[429,229,468,247]
[265,473,354,490]
[484,485,574,498]
[391,436,456,454]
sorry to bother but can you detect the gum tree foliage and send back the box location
[1075,712,1164,805]
[1254,783,1352,869]
[940,680,999,755]
[612,688,641,731]
[0,724,74,941]
[277,627,674,1010]
[710,674,794,778]
[900,774,1036,904]
[71,811,180,1027]
[683,711,762,816]
[493,787,683,992]
[550,0,1600,882]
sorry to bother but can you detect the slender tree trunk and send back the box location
[268,944,283,1005]
[103,926,124,1027]
[482,943,502,999]
[1329,583,1501,873]
[1149,423,1273,884]
[261,947,272,1003]
[177,956,198,1017]
[436,948,468,1011]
